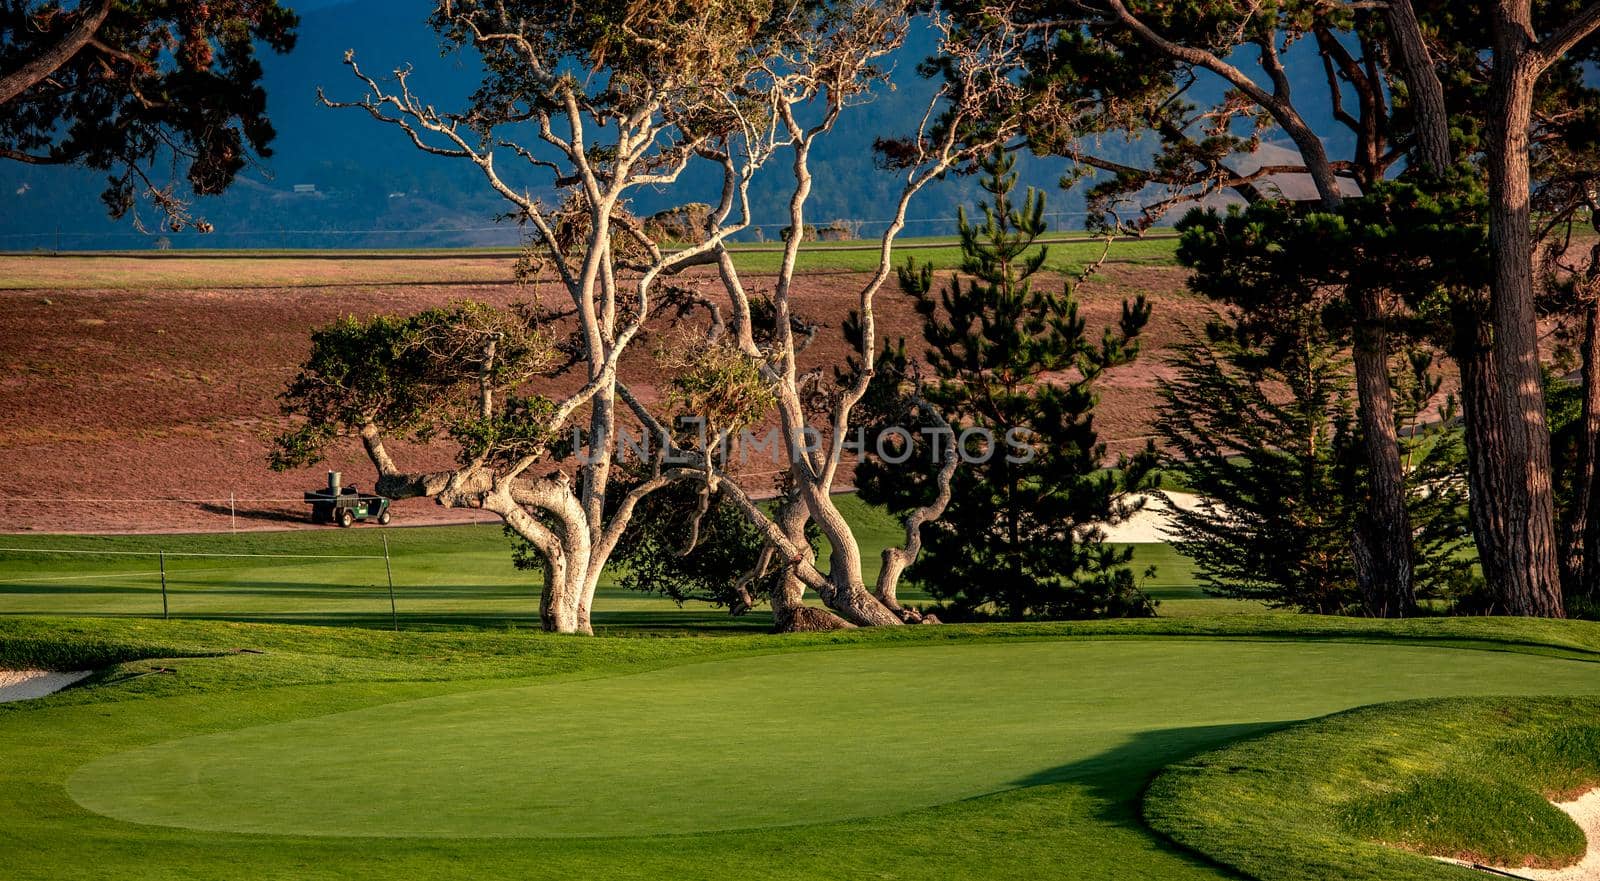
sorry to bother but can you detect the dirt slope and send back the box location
[0,261,1200,533]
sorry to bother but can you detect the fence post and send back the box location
[382,531,397,632]
[159,550,169,620]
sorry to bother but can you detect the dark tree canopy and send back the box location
[1156,311,1477,614]
[0,0,297,229]
[924,0,1600,617]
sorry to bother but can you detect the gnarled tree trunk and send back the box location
[1455,325,1512,605]
[768,494,852,633]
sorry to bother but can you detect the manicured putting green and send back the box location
[68,639,1600,839]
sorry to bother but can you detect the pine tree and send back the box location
[1156,317,1366,613]
[1156,317,1478,614]
[857,150,1155,620]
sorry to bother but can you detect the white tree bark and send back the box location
[641,13,1028,628]
[317,7,785,633]
[315,3,1028,632]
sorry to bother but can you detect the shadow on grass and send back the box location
[1005,721,1292,878]
[1011,721,1289,804]
[0,583,163,596]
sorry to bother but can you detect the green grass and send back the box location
[1144,696,1600,879]
[2,500,1584,878]
[1345,774,1585,867]
[0,236,1180,289]
[0,494,1247,628]
[0,522,806,631]
[3,616,1600,879]
[720,234,1180,274]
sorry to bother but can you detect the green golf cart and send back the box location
[304,471,392,527]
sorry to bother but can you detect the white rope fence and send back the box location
[0,492,419,533]
[0,542,400,629]
[0,497,369,503]
[0,547,385,559]
[0,211,1103,243]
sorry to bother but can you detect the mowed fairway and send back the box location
[0,237,1178,290]
[1,630,1589,881]
[0,510,1236,627]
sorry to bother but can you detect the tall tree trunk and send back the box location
[1485,16,1565,616]
[1383,0,1453,174]
[1569,301,1600,599]
[1369,0,1461,617]
[1006,467,1025,620]
[1279,117,1417,618]
[1351,291,1417,616]
[1456,325,1512,604]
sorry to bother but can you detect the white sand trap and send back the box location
[1094,492,1209,544]
[0,669,91,703]
[1437,789,1600,880]
[1487,790,1600,881]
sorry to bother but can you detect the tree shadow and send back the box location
[1008,721,1289,804]
[1001,721,1297,877]
[196,502,307,526]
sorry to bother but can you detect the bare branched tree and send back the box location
[278,1,1029,634]
[613,9,1030,629]
[278,0,827,634]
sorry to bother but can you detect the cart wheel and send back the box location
[338,509,354,528]
[377,510,391,525]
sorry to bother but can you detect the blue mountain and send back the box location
[0,3,1342,250]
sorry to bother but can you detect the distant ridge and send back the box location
[0,4,1346,251]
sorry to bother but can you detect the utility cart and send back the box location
[304,471,392,527]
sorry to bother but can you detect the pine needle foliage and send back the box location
[859,149,1156,621]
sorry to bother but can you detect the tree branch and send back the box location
[0,0,111,105]
[1535,1,1600,72]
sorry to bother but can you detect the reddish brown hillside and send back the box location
[0,259,1198,533]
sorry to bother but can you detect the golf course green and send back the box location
[3,616,1599,879]
[64,640,1600,839]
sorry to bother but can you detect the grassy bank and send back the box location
[5,613,1600,690]
[1144,696,1600,879]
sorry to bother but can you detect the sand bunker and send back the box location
[1094,492,1206,543]
[0,669,91,703]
